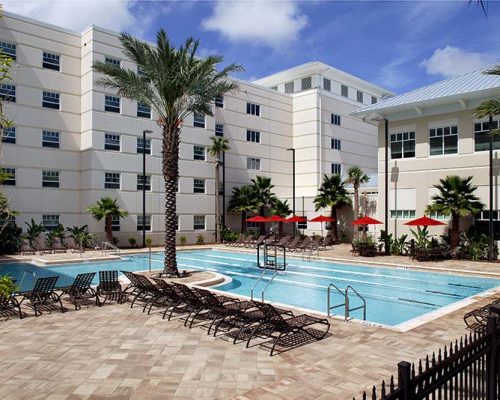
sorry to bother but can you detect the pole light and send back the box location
[142,130,153,248]
[287,148,296,234]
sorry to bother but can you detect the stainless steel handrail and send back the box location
[327,283,346,318]
[345,285,367,321]
[251,268,267,301]
[19,270,36,291]
[102,241,120,255]
[261,269,278,302]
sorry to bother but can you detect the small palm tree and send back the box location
[228,185,255,233]
[93,30,242,276]
[426,176,484,249]
[250,176,277,235]
[87,197,128,243]
[346,166,369,238]
[208,136,230,243]
[314,174,352,240]
[24,219,45,247]
[271,199,291,236]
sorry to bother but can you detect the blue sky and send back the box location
[6,1,500,94]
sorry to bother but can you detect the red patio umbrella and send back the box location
[352,216,383,240]
[285,215,307,223]
[245,216,269,222]
[404,216,446,227]
[309,215,336,237]
[266,215,287,222]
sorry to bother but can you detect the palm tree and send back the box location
[93,30,242,276]
[314,174,352,240]
[271,199,291,236]
[250,176,277,235]
[207,136,230,243]
[426,176,484,250]
[346,166,369,238]
[228,185,255,233]
[87,197,128,243]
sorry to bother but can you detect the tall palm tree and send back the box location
[228,185,255,233]
[271,199,291,236]
[207,136,230,243]
[93,30,242,276]
[250,176,277,235]
[346,166,369,238]
[87,197,128,243]
[314,174,352,240]
[426,176,484,250]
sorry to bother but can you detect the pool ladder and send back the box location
[19,270,36,292]
[327,283,366,321]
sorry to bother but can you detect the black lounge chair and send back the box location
[151,278,195,320]
[0,279,23,319]
[121,271,166,311]
[60,272,98,310]
[96,270,123,305]
[463,300,500,331]
[18,276,65,317]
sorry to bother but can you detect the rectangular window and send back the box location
[111,215,120,231]
[246,221,259,229]
[193,112,205,128]
[390,210,416,219]
[104,95,120,113]
[301,76,312,90]
[341,85,348,98]
[42,91,60,109]
[0,41,16,60]
[331,163,342,175]
[193,178,205,193]
[357,90,364,103]
[331,114,341,126]
[371,96,378,104]
[1,168,15,185]
[104,133,120,151]
[428,211,448,220]
[474,120,500,152]
[137,102,151,118]
[246,102,261,116]
[284,81,294,93]
[2,127,15,144]
[42,215,60,231]
[331,138,341,150]
[137,215,151,231]
[42,170,59,188]
[42,52,60,71]
[0,84,16,102]
[193,215,205,230]
[193,145,206,161]
[215,95,224,108]
[105,56,120,67]
[137,174,151,191]
[215,123,224,137]
[104,172,120,189]
[270,86,278,91]
[247,157,261,170]
[323,78,331,92]
[429,125,458,156]
[246,130,260,143]
[42,131,60,148]
[137,137,151,154]
[390,131,415,159]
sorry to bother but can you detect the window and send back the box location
[215,95,224,108]
[331,163,342,175]
[137,215,151,231]
[42,52,60,71]
[429,125,458,156]
[246,130,260,143]
[331,114,341,126]
[42,171,59,188]
[341,85,348,98]
[390,131,415,159]
[1,168,15,185]
[301,77,312,90]
[0,84,15,102]
[284,81,294,93]
[42,131,60,148]
[476,210,500,221]
[357,90,364,103]
[297,220,308,230]
[247,157,261,170]
[105,56,120,67]
[371,96,378,104]
[0,42,16,60]
[474,120,500,152]
[137,174,151,191]
[246,221,259,229]
[390,210,416,219]
[137,65,147,78]
[137,137,151,154]
[215,123,224,137]
[331,138,341,150]
[42,215,60,231]
[104,95,120,113]
[111,215,120,231]
[246,102,260,116]
[104,172,120,189]
[42,91,60,109]
[193,112,205,128]
[193,145,206,161]
[193,215,205,230]
[2,127,15,144]
[193,178,205,193]
[137,102,151,118]
[428,211,448,220]
[104,133,120,151]
[270,86,278,91]
[323,78,331,92]
[219,182,224,195]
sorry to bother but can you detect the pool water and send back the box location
[1,249,498,326]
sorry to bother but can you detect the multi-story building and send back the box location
[354,67,500,239]
[0,12,390,244]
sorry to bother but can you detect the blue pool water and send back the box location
[1,249,498,326]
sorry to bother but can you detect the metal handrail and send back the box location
[261,269,278,302]
[102,241,120,255]
[346,285,367,321]
[251,268,267,301]
[327,283,346,318]
[19,270,36,292]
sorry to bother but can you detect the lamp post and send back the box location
[488,115,494,261]
[142,130,153,248]
[287,148,296,234]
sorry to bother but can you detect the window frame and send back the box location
[215,123,224,137]
[137,102,151,118]
[193,178,206,194]
[104,133,121,151]
[193,145,206,161]
[111,215,120,231]
[42,52,60,71]
[390,210,416,220]
[331,138,341,150]
[357,90,364,103]
[323,78,331,92]
[42,91,60,109]
[284,81,294,93]
[331,163,342,175]
[247,157,261,170]
[2,127,16,144]
[104,172,120,189]
[214,95,224,108]
[0,84,16,102]
[429,125,459,156]
[137,174,152,191]
[390,131,416,159]
[42,214,60,231]
[137,214,151,231]
[193,215,205,230]
[42,130,60,148]
[105,56,121,67]
[0,41,16,60]
[42,170,60,188]
[331,114,341,126]
[104,95,120,113]
[246,102,261,116]
[246,130,261,143]
[1,168,15,186]
[137,137,151,154]
[301,77,312,91]
[193,112,205,128]
[341,85,348,98]
[474,120,500,152]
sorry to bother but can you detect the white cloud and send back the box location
[202,0,307,49]
[420,46,496,78]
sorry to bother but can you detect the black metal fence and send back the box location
[354,316,500,400]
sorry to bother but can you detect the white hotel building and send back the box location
[0,12,390,244]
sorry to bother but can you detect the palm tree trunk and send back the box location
[241,211,247,233]
[451,213,460,249]
[105,216,113,242]
[354,185,359,240]
[331,207,338,241]
[259,205,265,235]
[162,124,180,277]
[215,162,220,243]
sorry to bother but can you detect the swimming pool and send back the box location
[1,249,498,327]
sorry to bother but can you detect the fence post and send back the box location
[398,361,412,400]
[486,315,498,400]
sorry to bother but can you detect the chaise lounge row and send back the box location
[225,234,335,252]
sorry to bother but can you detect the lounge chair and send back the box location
[151,278,195,320]
[295,236,313,252]
[0,279,23,319]
[121,271,166,311]
[226,234,244,247]
[60,272,98,310]
[96,270,123,305]
[248,235,266,249]
[319,235,335,251]
[237,235,254,248]
[20,239,35,255]
[285,236,302,252]
[463,300,500,331]
[18,276,65,317]
[275,235,291,248]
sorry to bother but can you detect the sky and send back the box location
[5,0,500,94]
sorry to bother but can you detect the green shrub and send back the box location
[220,226,238,242]
[179,236,187,246]
[196,234,205,245]
[128,237,137,247]
[0,275,17,298]
[145,236,153,247]
[0,222,22,254]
